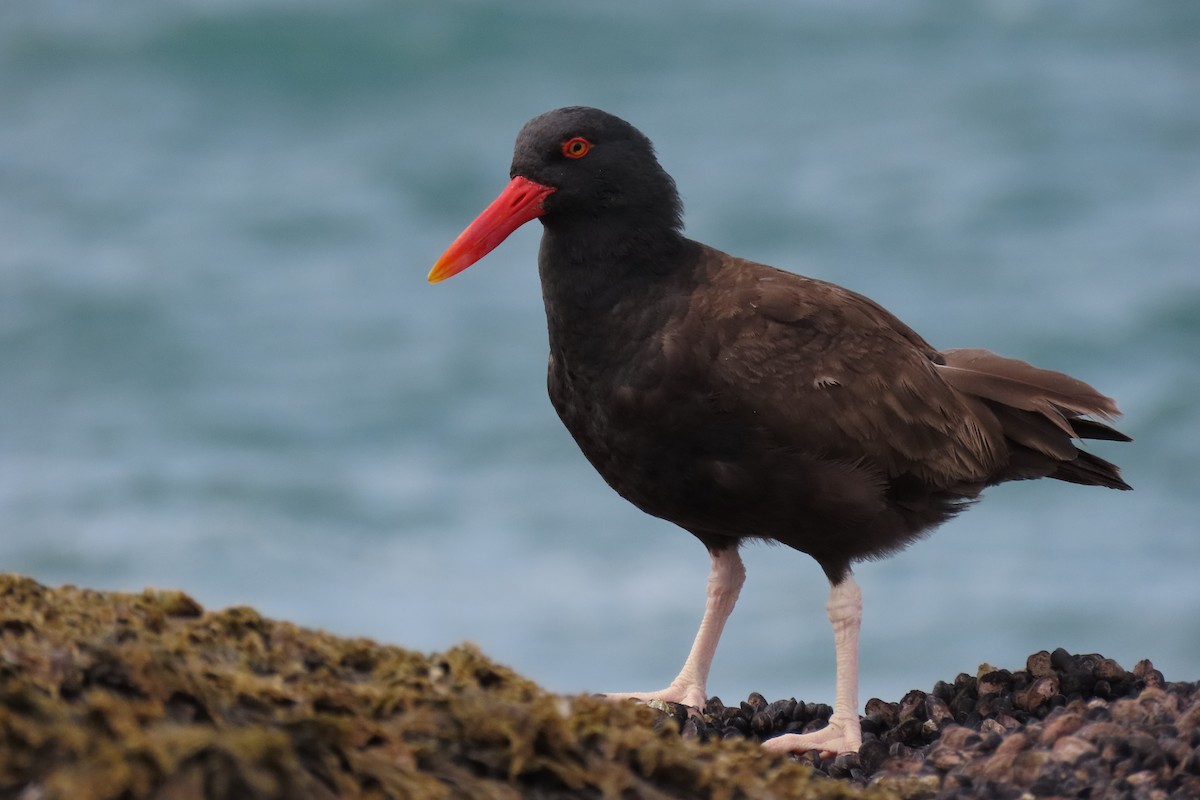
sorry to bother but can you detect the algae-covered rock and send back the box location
[0,575,875,800]
[8,575,1195,799]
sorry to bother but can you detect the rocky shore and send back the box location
[1,574,1196,799]
[662,652,1200,798]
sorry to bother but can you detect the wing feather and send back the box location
[689,257,1003,488]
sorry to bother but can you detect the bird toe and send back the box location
[761,717,862,758]
[602,683,708,710]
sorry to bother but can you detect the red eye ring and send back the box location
[562,137,592,159]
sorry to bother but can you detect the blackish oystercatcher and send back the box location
[427,107,1131,756]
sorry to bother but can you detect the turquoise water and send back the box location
[2,1,1198,705]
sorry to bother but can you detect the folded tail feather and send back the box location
[936,348,1131,491]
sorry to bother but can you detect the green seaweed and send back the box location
[0,575,887,799]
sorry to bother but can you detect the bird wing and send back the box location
[680,251,1004,489]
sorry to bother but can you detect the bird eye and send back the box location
[562,137,592,159]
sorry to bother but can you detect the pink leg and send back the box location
[762,574,864,757]
[605,547,745,710]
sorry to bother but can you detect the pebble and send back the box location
[658,650,1200,798]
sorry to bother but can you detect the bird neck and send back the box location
[537,225,698,360]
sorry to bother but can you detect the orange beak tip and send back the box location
[426,176,555,285]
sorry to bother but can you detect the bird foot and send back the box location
[761,715,862,758]
[602,682,708,710]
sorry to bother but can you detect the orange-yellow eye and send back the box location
[562,137,592,159]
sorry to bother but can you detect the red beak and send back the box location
[427,176,556,283]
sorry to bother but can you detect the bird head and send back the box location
[428,107,681,283]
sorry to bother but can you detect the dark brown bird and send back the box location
[428,106,1131,756]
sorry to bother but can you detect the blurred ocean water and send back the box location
[1,0,1197,705]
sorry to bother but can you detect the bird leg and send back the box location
[604,547,745,710]
[762,574,863,757]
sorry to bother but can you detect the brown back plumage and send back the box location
[629,246,1132,580]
